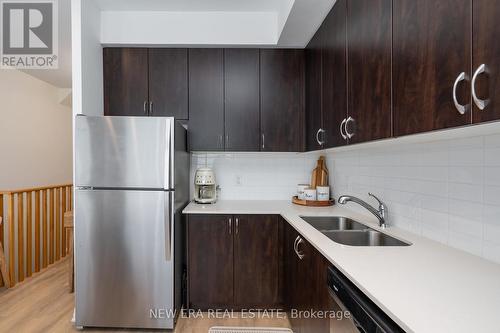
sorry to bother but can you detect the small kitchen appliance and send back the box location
[194,167,217,203]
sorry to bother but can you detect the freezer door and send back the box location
[75,189,175,329]
[75,115,173,189]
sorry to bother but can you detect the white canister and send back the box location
[304,188,317,201]
[316,186,330,201]
[297,184,310,200]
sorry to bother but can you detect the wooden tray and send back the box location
[292,196,335,207]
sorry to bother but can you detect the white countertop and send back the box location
[183,200,500,333]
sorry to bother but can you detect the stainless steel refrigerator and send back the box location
[74,115,189,329]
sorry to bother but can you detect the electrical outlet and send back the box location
[235,175,242,186]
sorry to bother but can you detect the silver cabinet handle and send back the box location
[235,218,239,234]
[228,218,232,234]
[345,116,355,139]
[225,134,229,149]
[261,133,265,150]
[452,72,469,114]
[149,101,153,114]
[472,64,488,110]
[316,128,325,146]
[218,135,223,149]
[340,118,347,140]
[143,101,148,115]
[294,235,305,260]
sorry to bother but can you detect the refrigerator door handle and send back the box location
[164,120,172,190]
[165,192,173,261]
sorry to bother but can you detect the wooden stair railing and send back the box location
[0,184,73,288]
[0,217,10,288]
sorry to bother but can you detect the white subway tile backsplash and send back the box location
[190,132,500,264]
[422,223,449,244]
[449,166,483,185]
[449,148,484,166]
[484,167,500,186]
[484,186,500,206]
[484,134,500,148]
[448,215,483,238]
[448,182,483,202]
[484,148,500,166]
[448,231,483,257]
[483,241,500,263]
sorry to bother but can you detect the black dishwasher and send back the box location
[327,266,406,333]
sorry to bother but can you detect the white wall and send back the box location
[0,70,72,189]
[191,132,500,265]
[72,0,103,116]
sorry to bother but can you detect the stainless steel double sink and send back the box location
[300,216,410,246]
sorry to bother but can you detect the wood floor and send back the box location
[0,259,291,333]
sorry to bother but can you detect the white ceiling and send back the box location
[97,0,336,47]
[24,0,336,88]
[96,0,290,12]
[22,0,72,88]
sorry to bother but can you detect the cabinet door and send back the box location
[347,0,392,143]
[148,49,188,119]
[305,28,324,151]
[188,214,233,309]
[393,0,472,135]
[472,0,500,123]
[234,215,280,307]
[322,0,348,148]
[260,49,305,152]
[188,49,225,151]
[224,49,261,151]
[103,48,149,116]
[284,222,301,328]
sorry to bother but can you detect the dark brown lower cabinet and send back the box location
[188,214,233,309]
[188,214,282,310]
[285,220,352,333]
[234,215,281,307]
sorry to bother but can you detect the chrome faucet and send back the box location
[338,193,387,228]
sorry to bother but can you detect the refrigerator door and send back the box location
[75,115,174,190]
[75,189,175,329]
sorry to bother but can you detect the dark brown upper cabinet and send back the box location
[148,49,188,119]
[393,0,472,136]
[472,0,500,124]
[346,0,392,143]
[306,0,349,150]
[104,48,149,116]
[260,49,306,152]
[188,214,234,310]
[104,48,188,118]
[322,0,348,148]
[234,215,281,308]
[188,49,225,151]
[305,26,324,151]
[224,49,261,151]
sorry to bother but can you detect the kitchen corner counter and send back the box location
[183,200,500,333]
